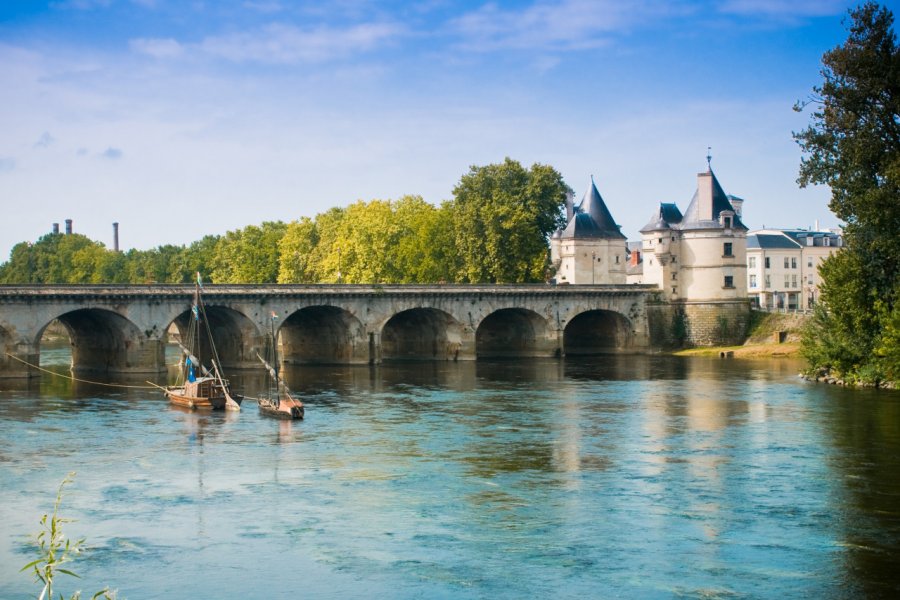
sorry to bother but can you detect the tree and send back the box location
[449,158,570,283]
[278,217,319,283]
[795,2,900,382]
[211,221,286,283]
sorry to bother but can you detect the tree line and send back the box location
[0,158,570,285]
[795,2,900,384]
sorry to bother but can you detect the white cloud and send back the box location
[243,1,284,13]
[199,21,404,64]
[34,132,55,148]
[450,0,686,52]
[130,37,184,59]
[719,0,847,18]
[101,147,123,159]
[51,0,113,10]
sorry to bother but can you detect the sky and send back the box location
[0,0,890,261]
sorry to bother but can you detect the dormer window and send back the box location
[720,210,735,229]
[825,237,831,247]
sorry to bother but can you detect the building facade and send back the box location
[746,229,843,310]
[639,169,748,302]
[550,177,627,284]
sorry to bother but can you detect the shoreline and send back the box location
[672,342,801,359]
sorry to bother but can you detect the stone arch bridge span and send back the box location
[0,284,667,378]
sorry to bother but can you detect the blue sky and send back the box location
[0,0,886,260]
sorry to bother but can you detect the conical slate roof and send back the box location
[559,177,626,240]
[679,169,748,231]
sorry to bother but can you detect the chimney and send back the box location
[629,249,641,267]
[65,219,72,235]
[729,196,743,217]
[697,172,713,221]
[565,191,574,223]
[52,223,59,234]
[113,222,119,252]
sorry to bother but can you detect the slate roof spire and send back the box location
[678,167,748,231]
[559,176,626,239]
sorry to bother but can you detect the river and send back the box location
[1,348,899,598]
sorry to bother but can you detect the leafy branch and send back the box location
[20,472,117,600]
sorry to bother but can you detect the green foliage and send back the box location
[0,160,570,285]
[450,158,569,283]
[211,221,286,284]
[795,2,900,382]
[20,472,116,600]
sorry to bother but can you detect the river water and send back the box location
[1,348,899,599]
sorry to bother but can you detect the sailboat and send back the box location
[164,273,242,411]
[256,312,304,420]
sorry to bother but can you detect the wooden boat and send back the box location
[256,313,304,420]
[164,274,242,411]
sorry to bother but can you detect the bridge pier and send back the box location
[1,343,40,379]
[369,331,382,365]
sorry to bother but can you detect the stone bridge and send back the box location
[0,284,671,378]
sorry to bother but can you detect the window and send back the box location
[615,255,620,264]
[791,257,797,269]
[749,256,756,268]
[784,257,790,268]
[724,275,734,288]
[808,259,813,268]
[792,274,798,288]
[765,275,771,288]
[825,237,831,247]
[765,257,770,269]
[784,275,790,288]
[672,273,677,280]
[723,242,733,257]
[750,274,757,288]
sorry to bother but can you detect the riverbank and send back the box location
[674,310,804,359]
[673,341,800,359]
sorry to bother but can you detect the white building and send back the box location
[639,168,748,302]
[550,177,627,284]
[746,228,843,310]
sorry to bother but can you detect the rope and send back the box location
[5,353,161,390]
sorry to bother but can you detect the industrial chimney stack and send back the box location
[65,219,72,235]
[113,222,119,252]
[52,223,59,234]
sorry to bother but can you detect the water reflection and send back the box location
[1,351,900,598]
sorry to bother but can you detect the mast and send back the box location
[270,312,280,407]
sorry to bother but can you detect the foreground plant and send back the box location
[20,472,117,600]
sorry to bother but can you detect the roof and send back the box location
[747,233,802,250]
[679,169,748,231]
[779,229,843,247]
[558,177,626,240]
[640,202,683,233]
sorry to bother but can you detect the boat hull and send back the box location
[165,378,242,411]
[258,396,304,420]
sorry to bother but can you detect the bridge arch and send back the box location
[476,308,555,358]
[564,309,633,355]
[170,305,259,370]
[37,309,151,374]
[280,306,367,365]
[381,308,464,361]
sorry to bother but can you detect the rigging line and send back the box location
[4,353,160,390]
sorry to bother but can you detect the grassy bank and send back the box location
[673,310,806,359]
